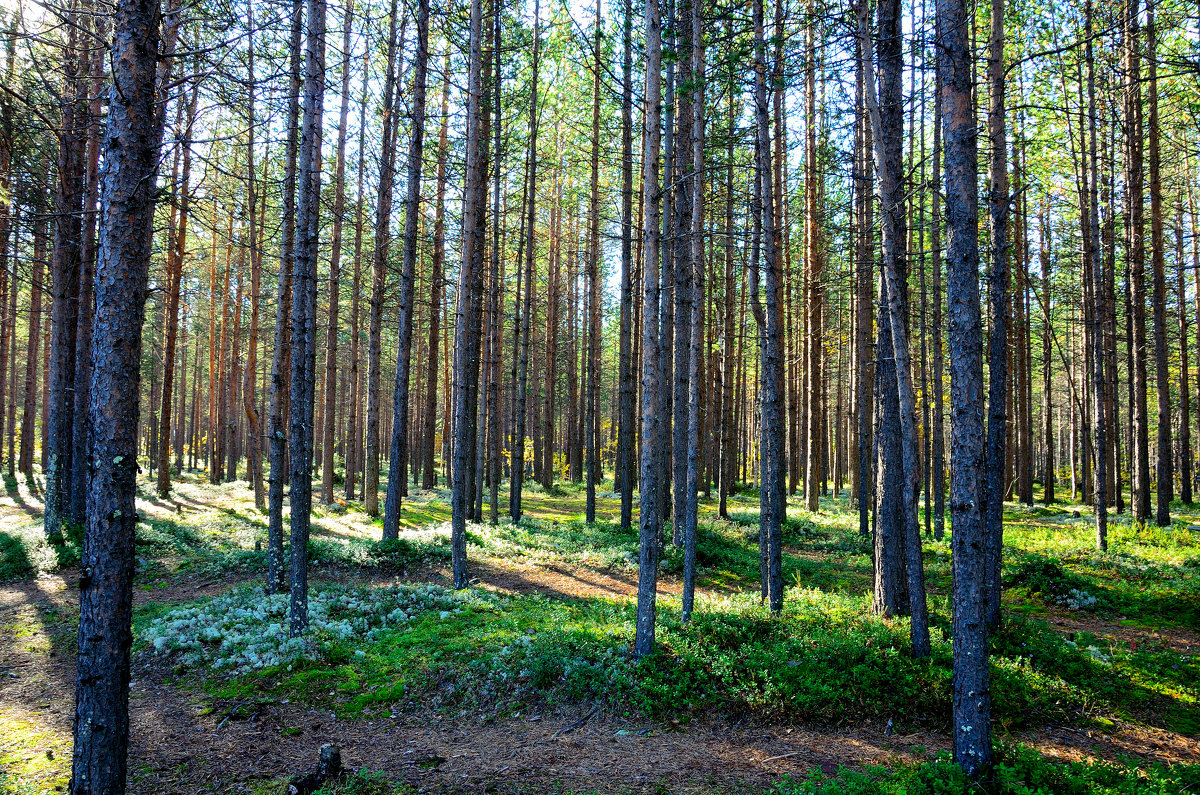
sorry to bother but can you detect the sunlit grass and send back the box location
[0,712,70,795]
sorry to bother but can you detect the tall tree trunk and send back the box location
[804,12,822,513]
[866,0,929,654]
[984,0,1009,632]
[509,0,539,523]
[288,0,326,635]
[321,0,354,505]
[68,13,104,525]
[157,78,196,498]
[70,0,166,785]
[931,58,946,539]
[1178,212,1191,504]
[585,0,602,524]
[422,59,450,490]
[45,6,85,543]
[615,0,635,527]
[1040,205,1054,503]
[635,0,663,656]
[243,6,265,509]
[450,0,488,587]
[1146,0,1170,526]
[345,50,369,501]
[20,214,43,477]
[365,1,404,518]
[681,0,704,621]
[267,0,302,593]
[1125,0,1149,523]
[486,2,503,522]
[383,0,429,537]
[854,1,874,538]
[718,73,737,520]
[861,12,907,618]
[1086,0,1108,550]
[752,0,784,613]
[937,0,992,773]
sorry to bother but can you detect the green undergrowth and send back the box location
[250,768,414,795]
[1000,503,1200,627]
[775,745,1200,794]
[137,576,1197,734]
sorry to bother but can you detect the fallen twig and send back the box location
[552,705,601,739]
[760,751,801,764]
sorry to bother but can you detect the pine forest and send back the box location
[0,0,1199,791]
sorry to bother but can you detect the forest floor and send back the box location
[1,469,1198,794]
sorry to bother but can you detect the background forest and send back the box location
[0,0,1199,790]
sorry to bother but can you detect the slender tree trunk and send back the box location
[509,0,539,523]
[938,0,992,772]
[1178,212,1191,504]
[585,0,602,524]
[615,0,635,527]
[243,9,265,509]
[1086,0,1108,550]
[157,80,196,498]
[287,0,326,635]
[1040,206,1054,503]
[635,0,663,656]
[866,0,929,654]
[267,0,302,593]
[983,0,1009,632]
[854,1,874,538]
[486,4,503,522]
[365,0,402,518]
[1125,0,1149,523]
[752,0,784,613]
[45,8,85,543]
[70,0,165,785]
[383,0,429,537]
[804,12,822,513]
[422,60,450,490]
[321,0,354,505]
[450,0,488,587]
[1146,0,1170,526]
[345,51,369,501]
[19,216,42,477]
[681,0,704,621]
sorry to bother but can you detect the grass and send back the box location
[773,745,1200,794]
[0,713,70,795]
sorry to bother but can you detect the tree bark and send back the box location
[984,0,1009,632]
[288,0,326,636]
[422,60,450,490]
[267,0,303,593]
[509,0,539,523]
[615,0,635,527]
[70,0,165,786]
[321,0,354,505]
[383,0,429,537]
[635,0,663,656]
[752,0,784,613]
[45,6,85,543]
[365,0,403,518]
[937,0,992,772]
[1146,0,1170,526]
[1125,0,1149,523]
[450,0,488,588]
[585,0,602,525]
[157,78,196,498]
